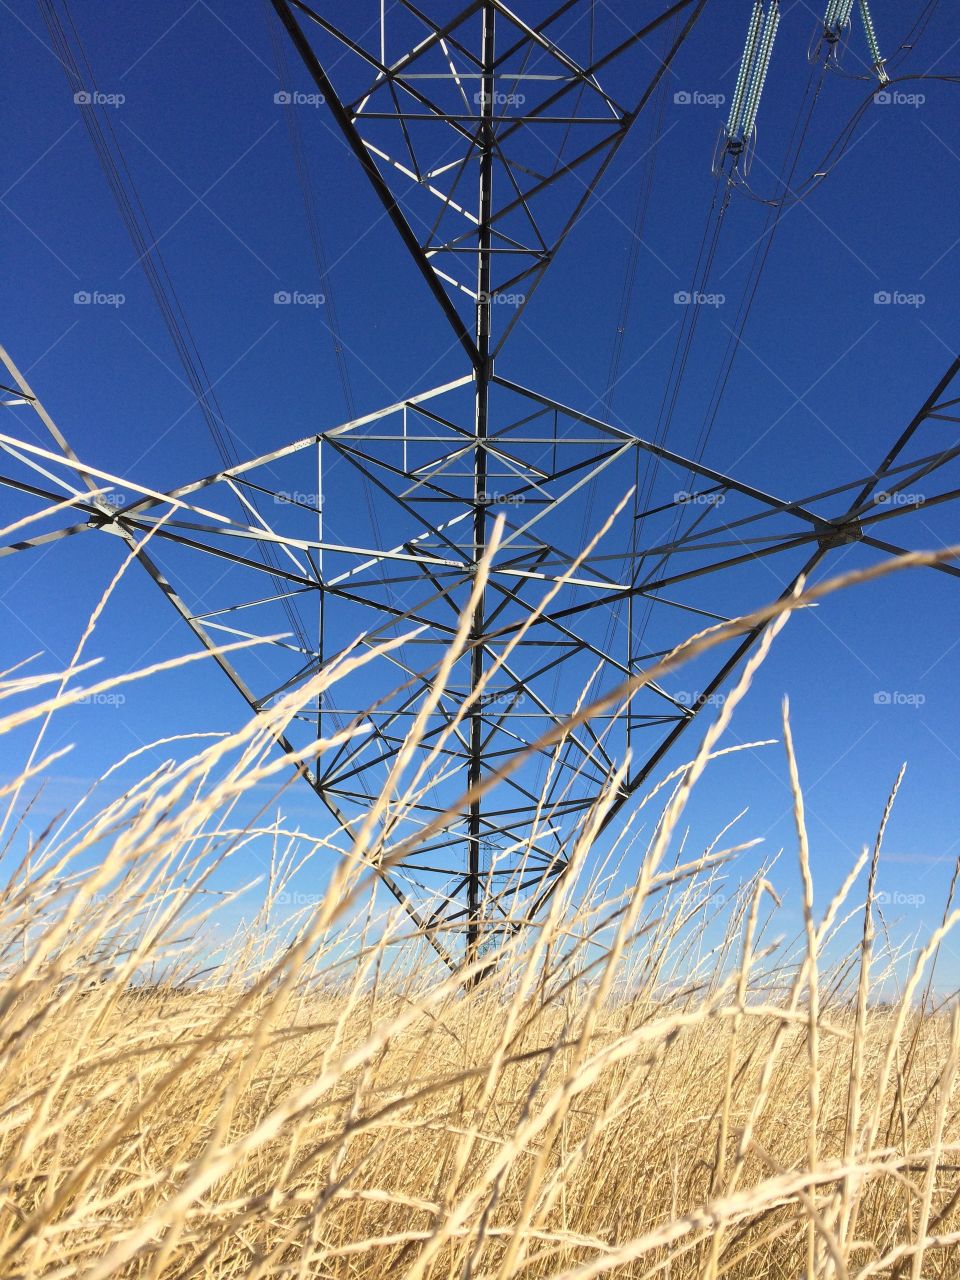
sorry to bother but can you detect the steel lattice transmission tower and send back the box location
[3,0,960,970]
[256,0,721,960]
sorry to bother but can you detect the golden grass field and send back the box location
[2,532,960,1278]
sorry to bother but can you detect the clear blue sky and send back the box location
[3,0,960,977]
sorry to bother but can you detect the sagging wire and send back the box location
[636,2,787,538]
[761,70,960,209]
[571,15,678,717]
[712,0,781,179]
[812,0,889,84]
[38,0,344,678]
[631,5,833,647]
[726,0,948,207]
[627,0,953,655]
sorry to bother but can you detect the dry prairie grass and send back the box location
[2,530,960,1278]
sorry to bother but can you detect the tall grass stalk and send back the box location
[1,545,959,1278]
